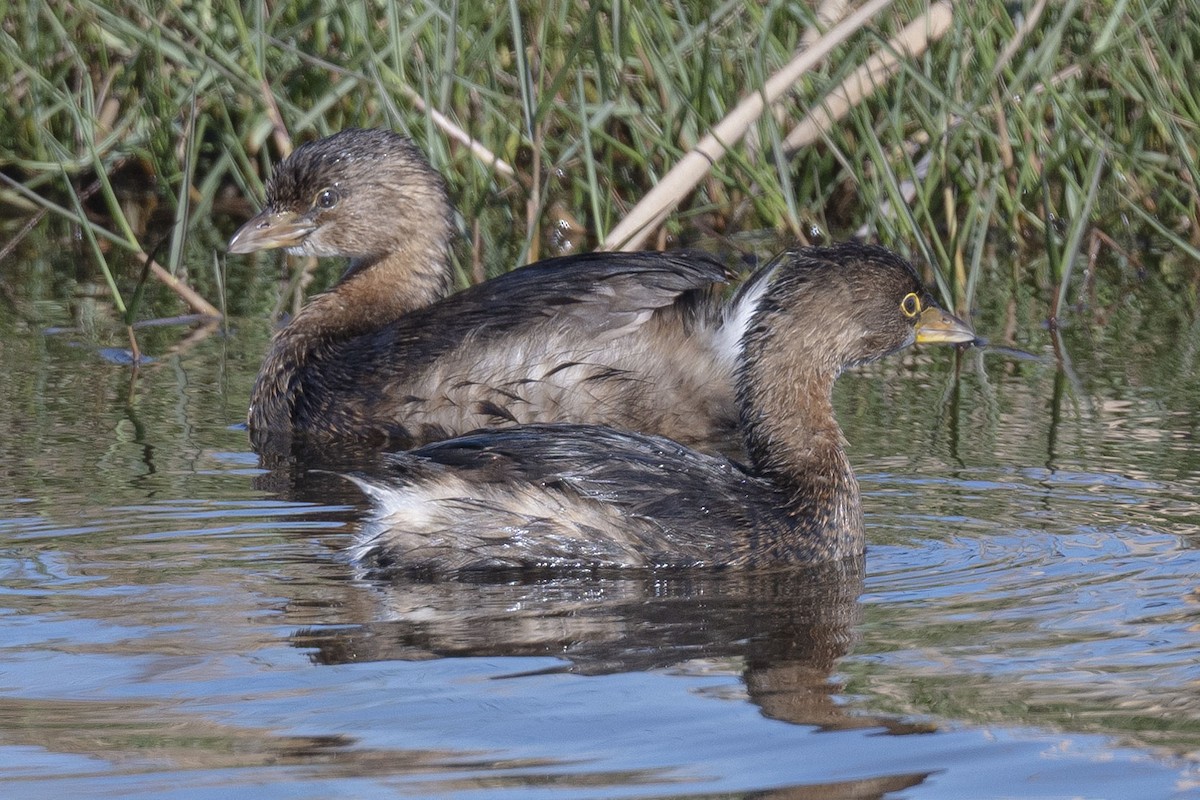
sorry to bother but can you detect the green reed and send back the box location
[1,0,1197,328]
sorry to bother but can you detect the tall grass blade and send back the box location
[60,169,125,316]
[1054,150,1105,320]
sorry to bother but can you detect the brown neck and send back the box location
[249,226,453,443]
[295,223,456,339]
[738,351,864,559]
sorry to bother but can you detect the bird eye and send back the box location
[900,292,922,318]
[314,188,339,209]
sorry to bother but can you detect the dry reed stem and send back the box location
[0,171,221,319]
[782,2,953,155]
[601,0,897,251]
[136,252,222,318]
[992,0,1050,81]
[0,207,48,264]
[259,78,294,158]
[804,0,852,45]
[398,85,517,180]
[748,0,849,157]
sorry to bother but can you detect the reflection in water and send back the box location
[0,697,708,794]
[3,279,1200,795]
[288,563,935,798]
[292,563,908,732]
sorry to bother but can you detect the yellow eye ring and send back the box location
[900,292,922,318]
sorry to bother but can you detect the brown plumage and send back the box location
[229,128,739,455]
[345,243,978,572]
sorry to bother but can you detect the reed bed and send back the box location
[1,0,1197,331]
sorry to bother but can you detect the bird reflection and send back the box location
[289,559,931,739]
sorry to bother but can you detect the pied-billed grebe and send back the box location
[345,242,977,571]
[229,128,738,454]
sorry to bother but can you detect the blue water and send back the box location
[1,305,1199,798]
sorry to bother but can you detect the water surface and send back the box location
[1,259,1199,799]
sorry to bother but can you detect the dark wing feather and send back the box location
[343,249,730,362]
[352,424,778,569]
[279,251,735,451]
